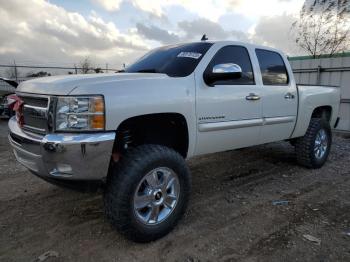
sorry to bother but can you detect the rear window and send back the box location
[255,49,289,85]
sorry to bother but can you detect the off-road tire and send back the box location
[295,118,332,169]
[104,144,191,242]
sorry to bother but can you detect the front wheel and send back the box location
[295,118,332,168]
[104,144,191,242]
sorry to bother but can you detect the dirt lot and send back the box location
[1,119,350,262]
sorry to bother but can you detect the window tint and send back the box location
[205,45,255,85]
[255,49,289,85]
[125,42,213,77]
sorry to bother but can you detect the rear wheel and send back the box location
[104,144,191,242]
[295,118,332,168]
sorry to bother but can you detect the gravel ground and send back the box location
[0,119,349,262]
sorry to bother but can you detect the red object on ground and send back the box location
[7,94,24,127]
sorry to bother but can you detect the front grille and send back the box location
[18,94,50,135]
[21,96,48,108]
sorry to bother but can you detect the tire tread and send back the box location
[104,144,191,242]
[295,118,331,169]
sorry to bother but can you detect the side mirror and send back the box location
[204,63,242,86]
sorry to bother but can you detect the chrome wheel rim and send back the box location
[314,129,328,159]
[133,167,180,225]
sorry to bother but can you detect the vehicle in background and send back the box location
[0,78,17,118]
[0,96,14,118]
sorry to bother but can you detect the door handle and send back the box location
[284,92,295,99]
[246,93,260,101]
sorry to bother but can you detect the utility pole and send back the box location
[14,60,18,81]
[106,63,108,72]
[74,64,77,74]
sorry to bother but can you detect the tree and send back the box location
[94,67,104,73]
[5,67,20,80]
[79,57,94,74]
[292,0,350,57]
[26,71,51,77]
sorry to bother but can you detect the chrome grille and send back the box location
[18,94,50,135]
[21,96,48,108]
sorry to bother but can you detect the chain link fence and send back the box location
[0,63,120,97]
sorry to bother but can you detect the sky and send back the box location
[0,0,306,71]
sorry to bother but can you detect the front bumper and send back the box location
[8,117,115,181]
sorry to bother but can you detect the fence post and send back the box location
[316,65,322,85]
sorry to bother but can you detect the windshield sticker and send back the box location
[177,52,202,59]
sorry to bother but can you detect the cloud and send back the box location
[178,18,229,40]
[0,0,148,69]
[136,23,180,44]
[0,0,306,76]
[94,0,304,22]
[92,0,123,11]
[135,17,248,44]
[93,0,245,21]
[250,13,300,55]
[178,18,248,42]
[225,0,304,18]
[93,0,164,17]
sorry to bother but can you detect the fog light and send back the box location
[50,164,73,177]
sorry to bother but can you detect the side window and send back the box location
[205,45,255,85]
[255,49,289,85]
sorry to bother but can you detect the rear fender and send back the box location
[291,86,340,138]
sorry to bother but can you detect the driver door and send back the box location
[195,45,262,155]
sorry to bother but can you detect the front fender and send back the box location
[70,74,197,157]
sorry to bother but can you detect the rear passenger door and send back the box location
[255,49,297,143]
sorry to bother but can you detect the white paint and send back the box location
[17,41,341,158]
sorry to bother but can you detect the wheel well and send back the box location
[311,106,332,122]
[113,113,189,158]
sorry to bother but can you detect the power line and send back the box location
[0,64,118,71]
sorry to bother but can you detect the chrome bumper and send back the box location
[8,117,115,180]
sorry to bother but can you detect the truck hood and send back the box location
[16,73,169,95]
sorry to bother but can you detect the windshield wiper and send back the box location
[136,69,158,73]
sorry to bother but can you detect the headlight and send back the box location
[55,96,105,131]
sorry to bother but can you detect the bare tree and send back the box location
[26,71,51,77]
[94,67,104,73]
[5,66,21,80]
[5,67,16,79]
[79,57,94,74]
[292,0,350,57]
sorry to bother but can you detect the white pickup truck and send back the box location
[8,41,340,242]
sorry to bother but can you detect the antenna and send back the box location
[201,34,208,41]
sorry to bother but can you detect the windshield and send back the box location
[125,42,213,77]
